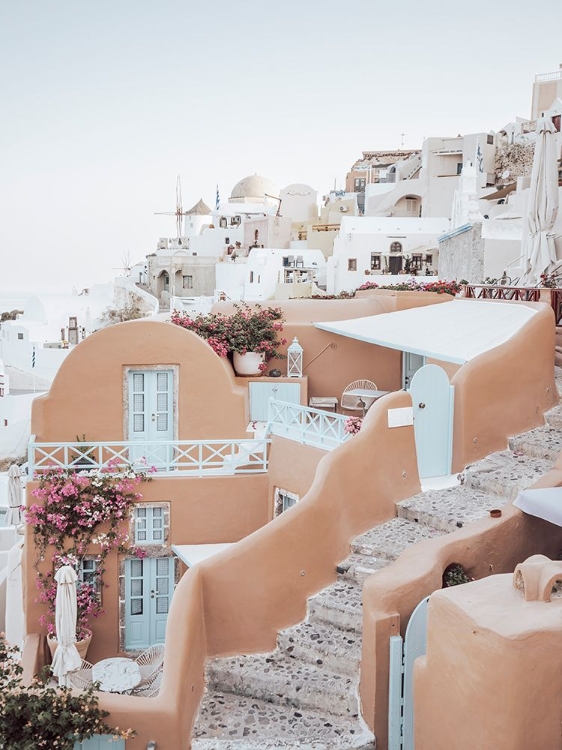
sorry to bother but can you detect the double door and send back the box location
[124,557,175,650]
[128,369,173,468]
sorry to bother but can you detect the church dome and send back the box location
[230,174,280,203]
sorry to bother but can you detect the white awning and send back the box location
[315,299,537,365]
[172,543,234,567]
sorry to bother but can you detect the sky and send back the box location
[1,0,561,293]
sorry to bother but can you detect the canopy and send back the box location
[172,543,233,567]
[315,299,537,365]
[514,488,562,527]
[51,566,82,685]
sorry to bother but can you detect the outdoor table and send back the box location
[345,388,390,415]
[92,657,141,693]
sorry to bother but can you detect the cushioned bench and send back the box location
[308,397,338,412]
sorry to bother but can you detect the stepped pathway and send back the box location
[193,370,562,749]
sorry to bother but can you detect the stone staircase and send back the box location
[192,370,562,749]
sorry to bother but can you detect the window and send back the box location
[182,275,193,289]
[406,198,417,212]
[134,506,164,544]
[370,254,381,270]
[79,558,99,587]
[456,163,463,175]
[348,258,357,271]
[231,215,241,226]
[425,254,433,266]
[274,488,299,517]
[249,271,254,283]
[219,217,227,229]
[17,333,23,340]
[390,242,402,253]
[354,178,366,192]
[487,134,494,145]
[412,254,422,270]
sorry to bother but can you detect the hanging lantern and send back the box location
[287,337,303,378]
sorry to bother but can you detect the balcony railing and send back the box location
[462,285,562,323]
[28,436,270,477]
[267,399,350,450]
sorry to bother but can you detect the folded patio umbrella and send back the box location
[51,565,82,686]
[5,464,23,526]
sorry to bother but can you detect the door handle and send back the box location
[418,403,426,409]
[151,413,160,422]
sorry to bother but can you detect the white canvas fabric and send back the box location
[51,565,81,684]
[522,117,559,284]
[5,464,23,526]
[514,487,562,527]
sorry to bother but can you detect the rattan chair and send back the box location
[67,659,94,690]
[134,643,165,681]
[341,380,378,414]
[130,666,162,697]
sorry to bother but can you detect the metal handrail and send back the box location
[27,436,270,477]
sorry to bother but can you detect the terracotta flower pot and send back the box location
[233,351,265,376]
[47,629,92,661]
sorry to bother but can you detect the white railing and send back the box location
[27,435,270,477]
[536,71,562,82]
[267,400,350,450]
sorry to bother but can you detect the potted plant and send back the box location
[172,302,287,375]
[0,636,135,750]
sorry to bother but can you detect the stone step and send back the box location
[336,552,390,585]
[307,581,363,634]
[206,652,360,717]
[193,691,374,748]
[351,517,445,561]
[545,403,562,429]
[509,425,562,463]
[277,619,361,677]
[397,484,509,532]
[463,450,553,500]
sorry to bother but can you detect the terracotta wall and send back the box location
[31,319,248,442]
[23,473,269,660]
[451,302,556,471]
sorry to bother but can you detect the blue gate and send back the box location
[388,596,429,750]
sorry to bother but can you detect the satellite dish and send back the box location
[502,170,510,180]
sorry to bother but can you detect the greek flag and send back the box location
[32,346,36,369]
[215,184,220,210]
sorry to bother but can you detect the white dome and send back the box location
[230,174,280,203]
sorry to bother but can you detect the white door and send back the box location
[402,351,425,390]
[124,557,175,651]
[128,370,173,469]
[410,364,454,479]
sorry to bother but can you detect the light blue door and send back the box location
[74,737,125,750]
[128,370,173,468]
[410,365,454,479]
[124,557,175,651]
[249,382,301,421]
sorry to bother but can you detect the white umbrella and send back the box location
[522,117,559,285]
[5,464,23,526]
[51,565,82,686]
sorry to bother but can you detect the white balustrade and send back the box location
[27,435,270,477]
[267,400,350,450]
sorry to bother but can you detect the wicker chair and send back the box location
[67,659,94,690]
[134,643,165,681]
[341,380,378,414]
[130,666,162,697]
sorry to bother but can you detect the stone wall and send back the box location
[438,224,484,282]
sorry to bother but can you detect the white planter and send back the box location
[233,351,265,376]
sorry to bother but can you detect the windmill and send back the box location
[155,175,187,239]
[112,251,133,276]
